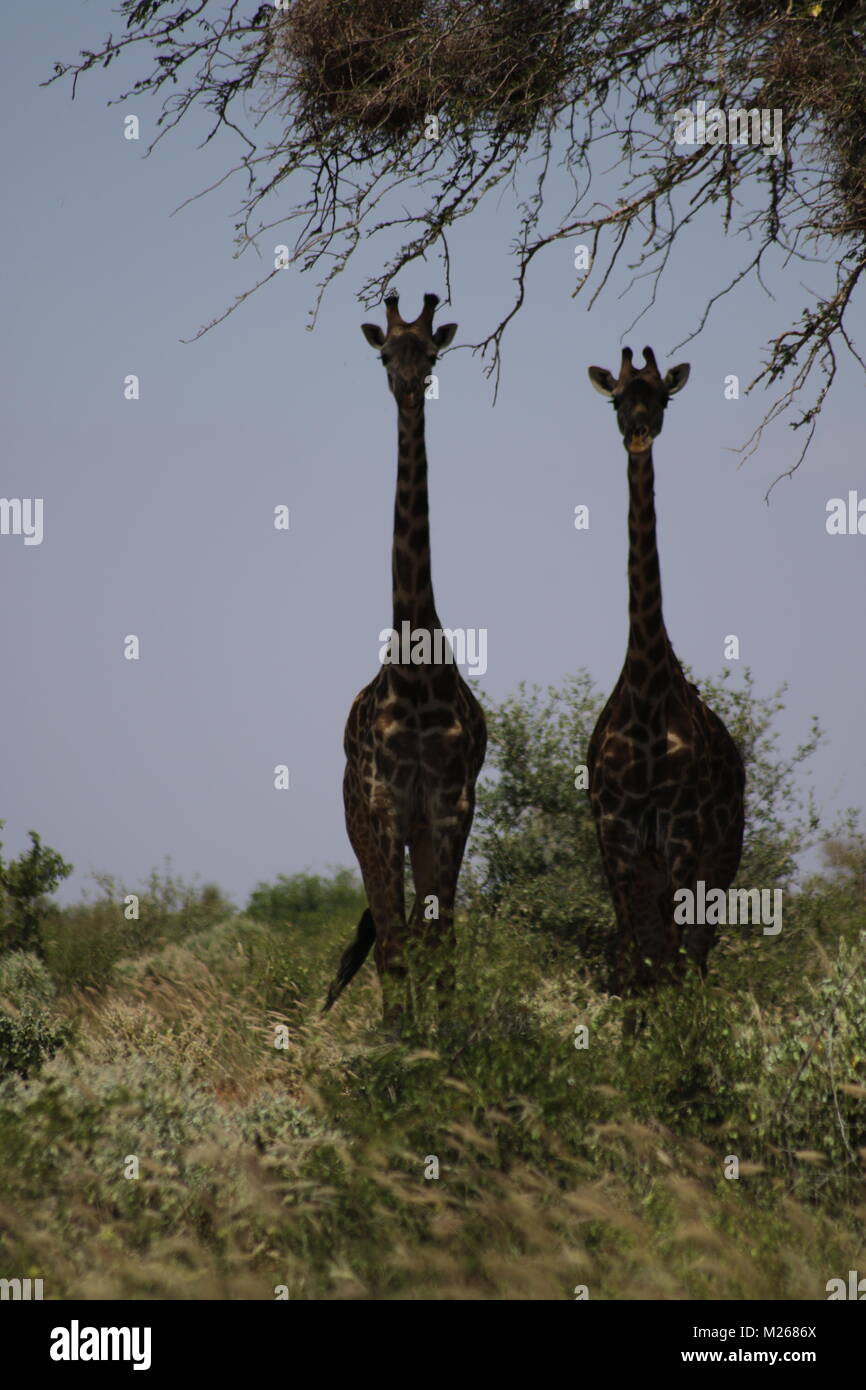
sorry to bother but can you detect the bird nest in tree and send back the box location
[272,0,573,140]
[762,16,866,240]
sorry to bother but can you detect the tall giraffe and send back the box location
[323,291,486,1029]
[585,346,745,1020]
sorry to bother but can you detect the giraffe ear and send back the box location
[664,363,690,395]
[361,324,386,348]
[432,322,457,350]
[588,366,616,397]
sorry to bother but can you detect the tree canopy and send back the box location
[49,1,866,470]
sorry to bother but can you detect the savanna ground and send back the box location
[1,670,865,1300]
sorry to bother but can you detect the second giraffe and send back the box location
[586,346,745,1026]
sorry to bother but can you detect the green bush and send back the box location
[246,867,364,929]
[619,977,762,1138]
[0,1009,69,1079]
[41,900,128,993]
[0,950,56,1009]
[759,932,866,1199]
[42,866,236,994]
[466,669,838,986]
[0,824,72,957]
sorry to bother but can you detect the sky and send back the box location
[2,5,864,908]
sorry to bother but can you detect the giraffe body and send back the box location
[586,347,745,1008]
[325,293,486,1028]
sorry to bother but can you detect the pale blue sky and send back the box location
[2,5,863,906]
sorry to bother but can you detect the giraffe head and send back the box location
[362,292,457,405]
[587,347,690,457]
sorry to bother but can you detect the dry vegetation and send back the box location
[277,0,570,137]
[1,903,865,1299]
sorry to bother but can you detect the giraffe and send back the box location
[585,346,745,1024]
[323,291,486,1030]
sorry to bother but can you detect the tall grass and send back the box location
[0,864,863,1300]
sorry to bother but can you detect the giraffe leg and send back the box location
[608,879,637,999]
[630,853,674,985]
[367,840,409,1031]
[608,854,673,1035]
[410,812,471,1028]
[598,827,647,1026]
[346,802,410,1028]
[428,875,458,1024]
[433,803,478,1026]
[668,845,708,975]
[342,751,413,1029]
[408,827,443,1021]
[695,809,745,968]
[603,870,642,1037]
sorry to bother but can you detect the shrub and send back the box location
[466,669,834,989]
[0,824,72,957]
[246,868,364,930]
[0,1009,69,1079]
[43,866,236,994]
[0,951,56,1010]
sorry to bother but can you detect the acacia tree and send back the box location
[48,1,866,480]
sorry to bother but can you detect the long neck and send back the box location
[392,394,438,631]
[626,449,669,670]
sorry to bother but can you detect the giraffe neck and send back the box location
[392,394,439,632]
[626,448,671,677]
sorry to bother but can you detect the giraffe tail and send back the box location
[322,908,376,1012]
